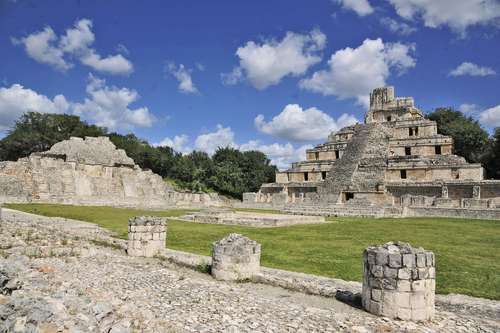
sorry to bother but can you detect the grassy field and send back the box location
[5,203,500,300]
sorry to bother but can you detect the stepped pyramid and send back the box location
[245,86,500,212]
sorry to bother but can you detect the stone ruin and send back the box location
[362,242,435,321]
[0,136,220,209]
[127,216,167,257]
[211,233,261,281]
[243,86,500,220]
[179,208,325,227]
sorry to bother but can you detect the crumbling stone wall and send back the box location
[362,242,435,321]
[0,137,220,209]
[127,216,166,257]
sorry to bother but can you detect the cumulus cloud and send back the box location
[155,134,191,153]
[479,105,500,128]
[255,104,358,142]
[154,125,319,169]
[299,38,416,107]
[0,84,69,131]
[240,140,313,170]
[11,27,70,71]
[12,19,133,75]
[72,74,154,129]
[449,62,496,77]
[223,29,326,89]
[166,63,199,94]
[458,103,481,114]
[194,125,237,155]
[387,0,500,34]
[380,17,417,35]
[335,0,374,16]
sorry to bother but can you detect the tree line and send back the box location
[0,109,499,198]
[0,112,277,198]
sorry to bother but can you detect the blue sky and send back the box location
[1,0,499,168]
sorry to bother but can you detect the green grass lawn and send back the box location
[5,203,500,300]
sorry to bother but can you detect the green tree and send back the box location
[481,128,500,179]
[427,108,489,163]
[0,112,106,161]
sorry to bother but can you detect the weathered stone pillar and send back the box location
[211,233,261,281]
[127,216,167,257]
[362,242,435,321]
[473,185,481,199]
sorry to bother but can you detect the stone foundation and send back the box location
[127,216,166,257]
[362,242,435,321]
[211,233,261,281]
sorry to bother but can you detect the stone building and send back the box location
[0,136,220,209]
[243,87,500,219]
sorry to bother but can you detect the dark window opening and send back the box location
[345,192,354,201]
[335,150,340,159]
[387,116,392,122]
[287,173,291,182]
[435,145,442,155]
[409,128,414,136]
[452,168,459,179]
[304,172,309,181]
[415,127,419,136]
[321,171,327,180]
[405,147,411,156]
[314,152,319,160]
[400,170,407,179]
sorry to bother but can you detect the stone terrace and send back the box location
[0,209,499,332]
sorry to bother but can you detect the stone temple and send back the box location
[243,86,500,219]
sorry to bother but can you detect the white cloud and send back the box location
[0,84,69,131]
[380,17,417,35]
[449,62,496,77]
[255,104,358,142]
[458,103,481,114]
[240,140,313,170]
[223,29,326,89]
[155,124,319,170]
[299,38,416,107]
[479,105,500,127]
[166,63,198,94]
[72,74,154,130]
[221,67,243,86]
[13,19,133,75]
[335,0,374,16]
[387,0,500,34]
[155,134,191,153]
[11,27,71,71]
[194,125,237,155]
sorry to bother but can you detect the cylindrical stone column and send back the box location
[127,216,167,257]
[211,233,261,281]
[362,242,435,321]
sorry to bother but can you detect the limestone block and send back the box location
[211,233,261,281]
[362,242,435,321]
[127,216,167,257]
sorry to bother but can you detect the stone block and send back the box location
[398,267,411,280]
[402,254,415,267]
[371,265,384,278]
[388,253,402,268]
[211,233,261,281]
[127,216,167,258]
[383,266,398,278]
[416,253,426,267]
[362,242,435,321]
[371,288,382,302]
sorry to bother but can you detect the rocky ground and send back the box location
[0,209,499,333]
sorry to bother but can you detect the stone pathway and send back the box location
[0,209,499,332]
